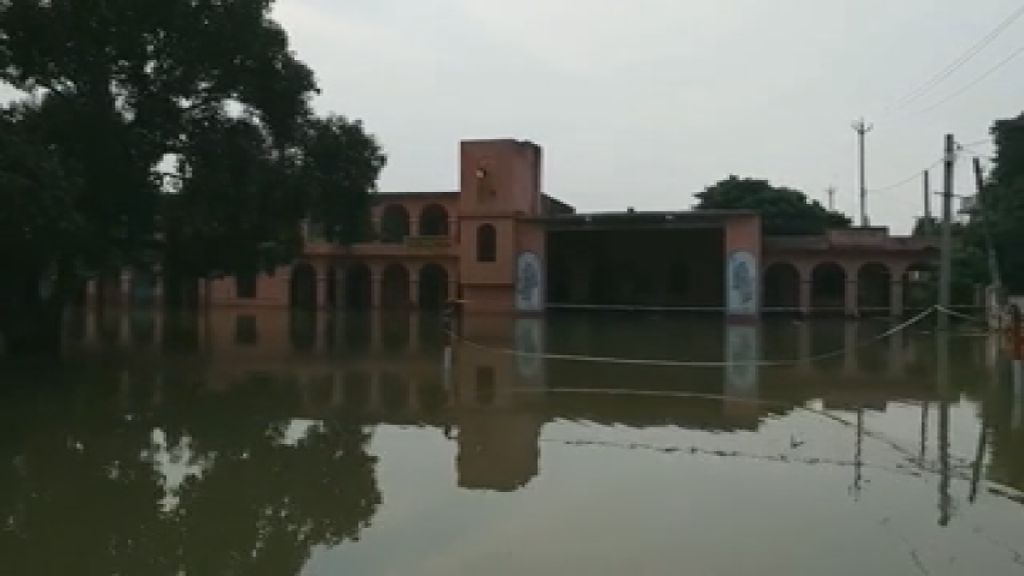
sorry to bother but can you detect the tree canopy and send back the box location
[695,176,851,235]
[0,0,385,352]
[984,113,1024,293]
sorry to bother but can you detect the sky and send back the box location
[269,0,1024,234]
[3,0,1022,234]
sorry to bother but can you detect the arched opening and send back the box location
[380,263,410,309]
[235,272,258,299]
[418,263,449,311]
[858,262,892,316]
[419,204,449,237]
[380,204,410,243]
[131,269,157,306]
[903,261,937,312]
[290,262,317,309]
[763,262,800,312]
[476,224,497,262]
[345,263,371,310]
[97,271,122,308]
[811,262,846,315]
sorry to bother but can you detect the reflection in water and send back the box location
[1,309,1023,574]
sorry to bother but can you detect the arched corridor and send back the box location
[380,204,410,243]
[345,263,372,310]
[857,262,891,316]
[418,263,449,310]
[380,264,410,309]
[811,262,846,314]
[290,262,317,309]
[763,262,800,311]
[419,204,449,237]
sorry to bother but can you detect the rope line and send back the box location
[451,307,937,369]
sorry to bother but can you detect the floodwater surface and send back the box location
[1,309,1023,575]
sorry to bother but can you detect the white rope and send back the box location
[451,306,937,369]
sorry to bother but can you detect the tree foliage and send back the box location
[695,176,851,235]
[0,0,385,352]
[984,113,1024,293]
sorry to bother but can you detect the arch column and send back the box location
[844,265,859,318]
[798,263,812,316]
[408,263,421,308]
[370,264,382,309]
[890,279,905,318]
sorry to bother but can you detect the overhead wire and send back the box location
[867,158,942,193]
[892,3,1024,111]
[916,42,1024,115]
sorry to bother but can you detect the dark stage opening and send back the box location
[547,227,725,309]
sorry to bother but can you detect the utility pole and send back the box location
[827,186,836,211]
[923,170,932,234]
[939,134,955,331]
[852,118,873,227]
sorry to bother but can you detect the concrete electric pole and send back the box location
[852,118,874,227]
[939,134,955,331]
[827,186,836,211]
[923,170,932,234]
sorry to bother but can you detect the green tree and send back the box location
[984,113,1024,293]
[0,0,384,354]
[695,176,851,235]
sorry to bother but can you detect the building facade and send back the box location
[84,138,938,318]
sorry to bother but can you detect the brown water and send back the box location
[1,309,1023,575]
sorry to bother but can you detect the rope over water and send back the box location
[449,306,938,368]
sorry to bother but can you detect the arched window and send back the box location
[379,204,410,243]
[477,224,497,262]
[236,272,258,299]
[419,204,449,237]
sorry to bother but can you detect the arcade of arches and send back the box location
[762,259,938,316]
[378,203,452,243]
[289,260,454,311]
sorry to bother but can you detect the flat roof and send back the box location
[530,209,759,230]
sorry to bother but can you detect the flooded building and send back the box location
[84,139,938,318]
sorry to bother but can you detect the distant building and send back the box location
[84,139,939,318]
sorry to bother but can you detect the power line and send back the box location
[917,42,1024,115]
[868,158,943,193]
[892,3,1024,111]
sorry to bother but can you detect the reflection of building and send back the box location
[79,139,937,319]
[69,308,1009,492]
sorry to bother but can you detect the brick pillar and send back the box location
[409,264,421,308]
[845,277,859,318]
[890,279,905,318]
[799,278,812,317]
[370,266,382,309]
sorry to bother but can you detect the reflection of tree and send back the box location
[0,367,380,576]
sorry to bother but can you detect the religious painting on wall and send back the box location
[727,250,758,316]
[515,252,544,313]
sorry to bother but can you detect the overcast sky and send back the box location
[271,0,1023,233]
[4,1,1021,234]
